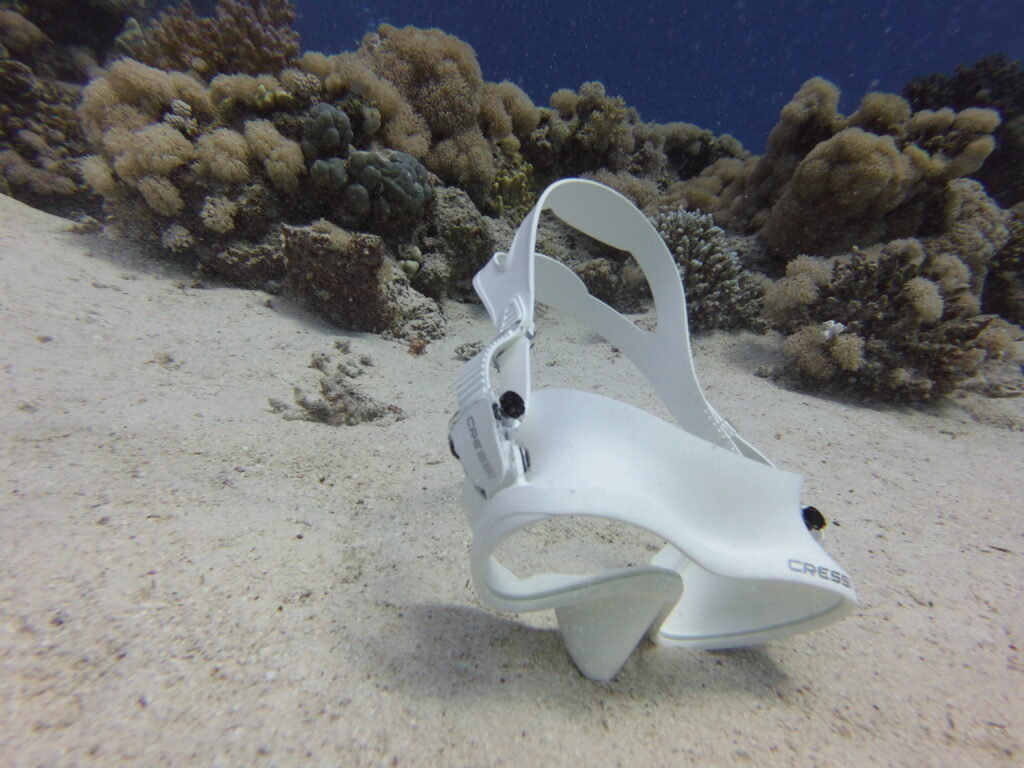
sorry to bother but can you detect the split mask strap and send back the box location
[452,179,858,681]
[471,179,757,461]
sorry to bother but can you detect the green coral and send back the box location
[309,157,347,193]
[486,151,535,219]
[254,83,297,111]
[339,149,433,235]
[301,103,353,161]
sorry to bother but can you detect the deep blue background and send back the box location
[292,0,1022,152]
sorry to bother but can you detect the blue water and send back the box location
[292,0,1022,153]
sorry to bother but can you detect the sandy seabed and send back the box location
[1,193,1021,767]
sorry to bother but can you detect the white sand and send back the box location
[2,193,1021,766]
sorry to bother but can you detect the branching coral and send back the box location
[766,190,1012,401]
[136,0,300,79]
[652,207,763,331]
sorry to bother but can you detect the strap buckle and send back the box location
[449,302,531,496]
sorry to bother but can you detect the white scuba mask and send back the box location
[449,178,857,681]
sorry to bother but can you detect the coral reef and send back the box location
[75,50,441,335]
[677,78,1001,263]
[0,62,89,213]
[0,0,147,217]
[279,220,444,338]
[3,8,1016,403]
[652,207,764,331]
[487,150,535,219]
[135,0,301,80]
[542,204,764,327]
[339,149,433,235]
[904,54,1024,208]
[419,186,504,296]
[984,208,1024,325]
[764,181,1012,401]
[357,24,540,207]
[523,82,743,194]
[2,1,143,81]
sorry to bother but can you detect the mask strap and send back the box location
[473,178,766,461]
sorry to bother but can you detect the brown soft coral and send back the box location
[923,178,1010,296]
[712,78,847,233]
[0,10,47,54]
[0,60,88,211]
[77,60,212,217]
[194,128,251,184]
[904,54,1024,208]
[79,58,212,144]
[362,24,484,141]
[770,239,998,401]
[523,81,641,179]
[765,182,1012,401]
[358,24,506,200]
[314,51,430,158]
[686,78,1001,262]
[983,208,1024,324]
[136,0,300,79]
[243,119,304,193]
[758,127,916,255]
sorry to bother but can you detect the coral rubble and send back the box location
[270,345,402,426]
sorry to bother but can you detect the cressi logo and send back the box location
[465,416,496,479]
[788,559,851,589]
